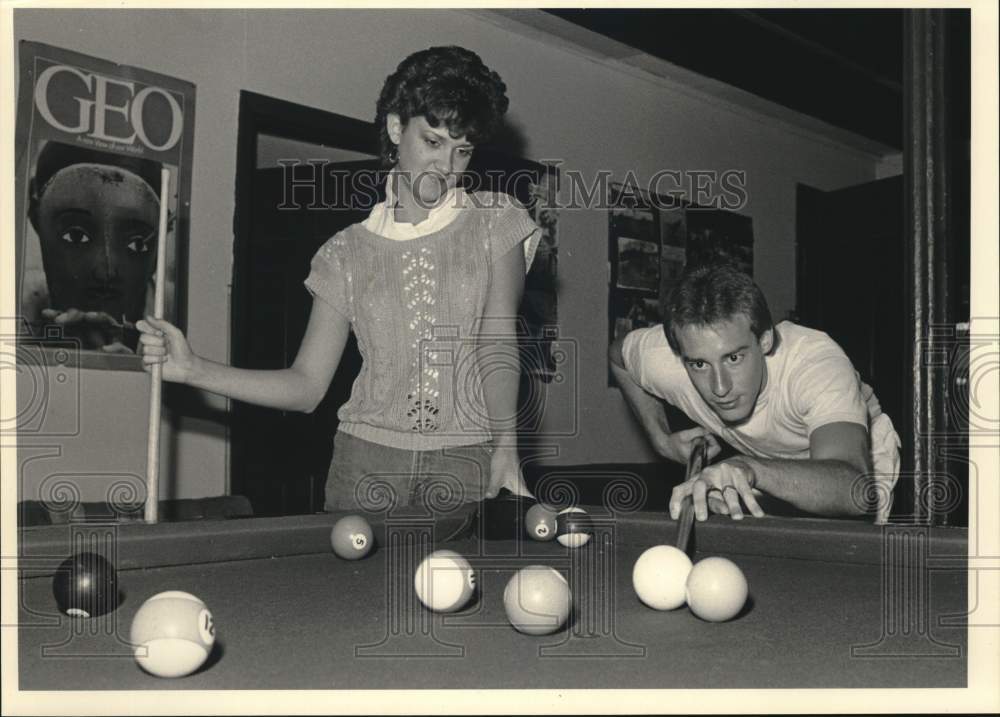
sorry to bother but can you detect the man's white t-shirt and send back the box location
[621,320,901,522]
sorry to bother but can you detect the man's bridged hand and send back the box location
[669,458,764,521]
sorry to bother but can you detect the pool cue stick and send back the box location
[675,436,708,554]
[144,167,171,524]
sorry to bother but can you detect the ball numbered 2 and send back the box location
[525,504,557,542]
[131,591,215,678]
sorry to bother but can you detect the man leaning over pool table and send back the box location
[608,263,901,525]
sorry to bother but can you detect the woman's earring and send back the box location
[388,145,398,165]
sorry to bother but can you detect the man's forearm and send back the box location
[735,456,871,517]
[609,360,674,460]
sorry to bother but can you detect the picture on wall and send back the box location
[14,41,196,368]
[522,164,560,381]
[608,184,754,385]
[466,149,561,382]
[658,206,688,299]
[615,236,660,292]
[683,207,755,276]
[607,183,664,383]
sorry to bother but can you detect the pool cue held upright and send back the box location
[144,167,171,524]
[675,436,708,554]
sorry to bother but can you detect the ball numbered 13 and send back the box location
[131,591,216,678]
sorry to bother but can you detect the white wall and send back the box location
[14,8,880,501]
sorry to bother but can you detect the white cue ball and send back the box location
[632,545,693,611]
[130,591,215,678]
[685,556,749,622]
[414,550,475,613]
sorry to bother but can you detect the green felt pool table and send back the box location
[16,504,968,692]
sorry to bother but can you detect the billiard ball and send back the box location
[525,503,557,541]
[555,507,592,548]
[131,591,216,678]
[52,552,118,618]
[503,566,572,635]
[414,550,475,613]
[330,514,374,560]
[632,545,693,611]
[685,557,748,622]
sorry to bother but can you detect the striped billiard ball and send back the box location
[131,591,216,678]
[556,507,593,548]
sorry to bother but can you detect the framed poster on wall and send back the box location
[467,149,561,382]
[14,41,196,369]
[678,207,754,276]
[608,183,662,350]
[522,163,560,381]
[608,183,754,385]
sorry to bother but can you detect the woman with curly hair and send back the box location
[139,46,540,512]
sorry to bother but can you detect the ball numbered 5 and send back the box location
[331,514,374,560]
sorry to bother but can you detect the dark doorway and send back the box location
[796,176,906,428]
[796,174,969,525]
[231,92,378,517]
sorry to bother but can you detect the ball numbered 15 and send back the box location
[556,507,593,548]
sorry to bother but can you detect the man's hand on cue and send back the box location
[670,458,765,522]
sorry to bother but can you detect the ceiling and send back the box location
[546,9,908,148]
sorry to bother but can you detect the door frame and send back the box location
[230,91,378,502]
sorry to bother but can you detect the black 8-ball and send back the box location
[53,552,118,618]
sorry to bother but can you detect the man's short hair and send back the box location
[662,263,773,354]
